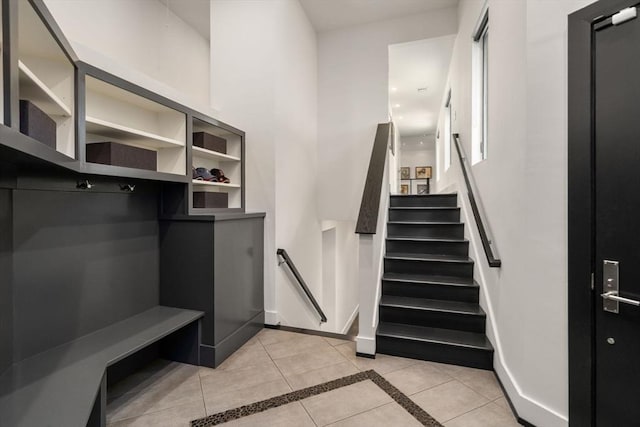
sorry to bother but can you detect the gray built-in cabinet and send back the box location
[160,213,265,367]
[0,1,264,425]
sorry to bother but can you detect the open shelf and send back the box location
[18,59,71,117]
[192,179,241,188]
[18,0,75,159]
[85,75,187,176]
[192,146,240,162]
[190,117,244,211]
[86,116,184,149]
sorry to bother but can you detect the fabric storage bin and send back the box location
[86,142,157,171]
[193,192,228,208]
[19,100,56,149]
[193,131,226,154]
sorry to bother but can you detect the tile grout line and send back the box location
[198,369,208,416]
[407,378,457,398]
[312,390,396,427]
[436,384,495,424]
[441,399,500,425]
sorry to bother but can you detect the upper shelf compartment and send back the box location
[17,0,76,159]
[84,75,187,176]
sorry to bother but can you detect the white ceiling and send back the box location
[389,35,456,138]
[298,0,458,32]
[162,0,210,40]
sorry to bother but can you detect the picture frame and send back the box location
[400,184,409,195]
[415,166,432,179]
[417,184,428,195]
[400,167,410,180]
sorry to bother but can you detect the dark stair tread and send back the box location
[391,193,457,197]
[382,272,477,287]
[389,207,460,210]
[386,237,468,243]
[388,221,463,225]
[385,253,473,263]
[380,295,485,316]
[377,322,493,351]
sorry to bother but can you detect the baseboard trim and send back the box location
[203,312,264,367]
[356,352,375,359]
[494,371,537,427]
[263,324,356,342]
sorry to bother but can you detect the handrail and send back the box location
[452,133,502,268]
[276,249,327,323]
[356,122,393,234]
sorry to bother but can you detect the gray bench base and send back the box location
[200,311,264,368]
[0,306,203,427]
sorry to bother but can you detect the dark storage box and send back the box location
[86,142,157,171]
[193,132,227,154]
[193,192,228,209]
[19,99,57,149]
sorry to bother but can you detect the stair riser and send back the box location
[386,239,469,257]
[376,335,493,370]
[389,209,460,222]
[390,195,458,208]
[384,258,473,279]
[380,306,486,333]
[382,281,479,303]
[387,224,464,239]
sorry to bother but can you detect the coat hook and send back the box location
[77,180,93,190]
[120,184,135,192]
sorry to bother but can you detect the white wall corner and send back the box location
[264,310,279,326]
[341,304,359,335]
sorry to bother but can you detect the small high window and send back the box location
[444,90,452,171]
[472,9,488,163]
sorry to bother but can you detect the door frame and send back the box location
[568,1,639,425]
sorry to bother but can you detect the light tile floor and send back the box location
[106,329,520,427]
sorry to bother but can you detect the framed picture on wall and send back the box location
[416,166,432,179]
[417,184,428,195]
[400,184,409,195]
[400,167,410,180]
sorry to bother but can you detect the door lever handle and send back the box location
[601,291,640,307]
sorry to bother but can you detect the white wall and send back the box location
[45,0,211,111]
[317,8,458,222]
[433,1,596,425]
[210,0,344,331]
[399,135,436,194]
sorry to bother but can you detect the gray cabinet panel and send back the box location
[160,214,264,366]
[214,218,264,342]
[159,221,215,343]
[0,189,13,374]
[12,189,159,361]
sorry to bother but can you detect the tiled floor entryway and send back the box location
[106,329,519,426]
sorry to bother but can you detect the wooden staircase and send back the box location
[376,193,494,370]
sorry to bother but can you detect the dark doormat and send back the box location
[190,369,443,426]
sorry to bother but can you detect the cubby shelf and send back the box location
[86,116,184,149]
[192,146,240,162]
[18,60,71,117]
[192,179,241,188]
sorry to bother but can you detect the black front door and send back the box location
[594,9,640,426]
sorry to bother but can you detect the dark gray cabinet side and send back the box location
[213,217,264,364]
[159,215,264,367]
[0,189,13,375]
